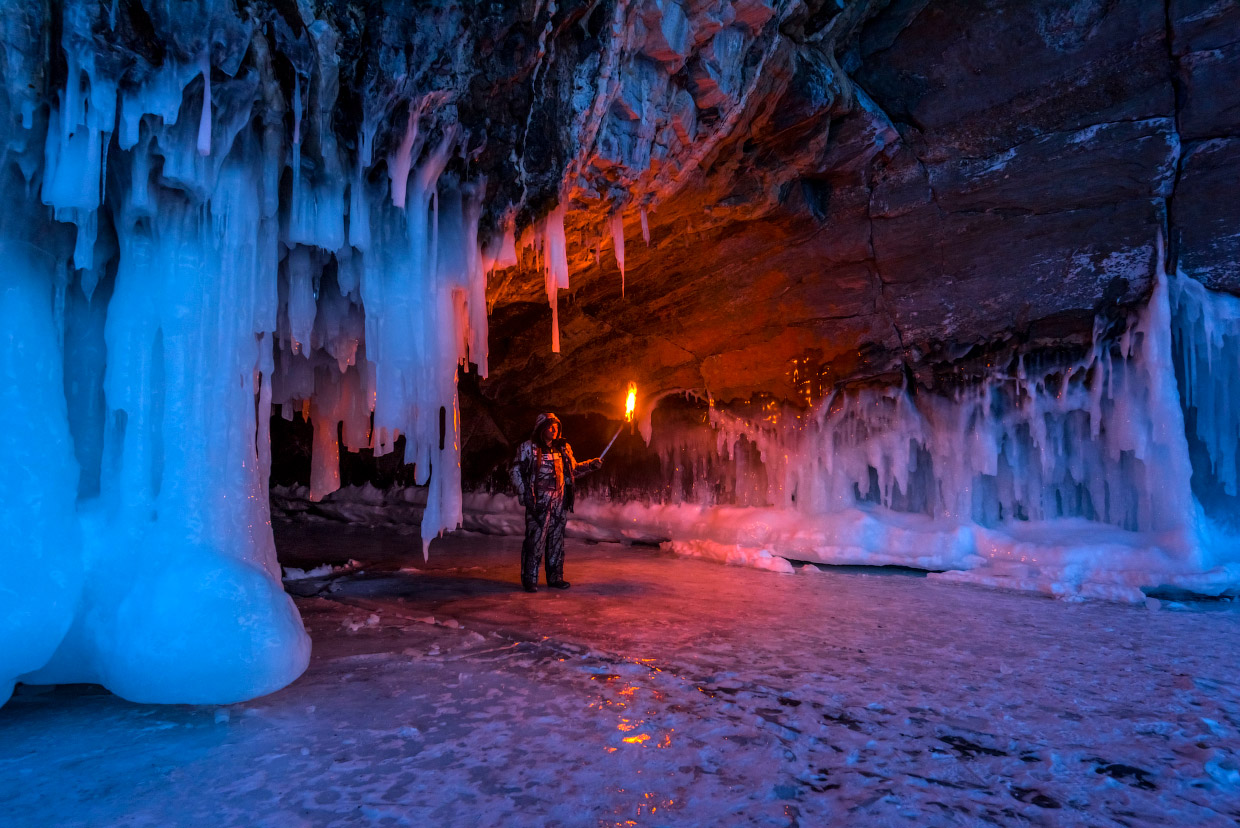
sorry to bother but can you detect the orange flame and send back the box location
[625,382,637,422]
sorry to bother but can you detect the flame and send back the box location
[625,381,637,422]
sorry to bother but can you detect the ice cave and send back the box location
[2,0,1239,825]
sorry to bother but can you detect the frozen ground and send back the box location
[2,522,1239,827]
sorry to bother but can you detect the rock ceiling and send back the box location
[19,0,1240,426]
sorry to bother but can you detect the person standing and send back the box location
[509,413,602,592]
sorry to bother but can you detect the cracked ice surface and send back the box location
[3,527,1238,827]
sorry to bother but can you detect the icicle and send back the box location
[463,178,489,375]
[196,54,212,156]
[541,202,570,353]
[493,219,518,269]
[387,107,422,209]
[285,246,317,354]
[640,205,650,246]
[308,376,342,502]
[292,73,302,151]
[609,211,626,296]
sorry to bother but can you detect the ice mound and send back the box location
[27,535,309,705]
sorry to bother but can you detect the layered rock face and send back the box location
[485,0,1240,422]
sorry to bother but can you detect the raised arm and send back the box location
[565,443,603,479]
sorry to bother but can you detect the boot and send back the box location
[548,580,571,590]
[522,580,538,593]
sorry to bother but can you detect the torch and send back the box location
[601,381,637,458]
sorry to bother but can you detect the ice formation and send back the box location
[271,253,1240,605]
[609,211,626,296]
[0,1,493,705]
[638,261,1240,601]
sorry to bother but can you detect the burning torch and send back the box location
[601,381,637,458]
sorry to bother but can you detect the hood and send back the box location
[531,412,562,441]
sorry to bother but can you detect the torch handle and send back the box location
[600,423,625,458]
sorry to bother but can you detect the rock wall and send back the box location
[479,0,1240,447]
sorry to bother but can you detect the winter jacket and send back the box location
[509,439,600,513]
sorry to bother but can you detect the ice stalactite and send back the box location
[488,218,519,273]
[541,202,571,353]
[609,211,626,296]
[1,0,495,705]
[506,200,572,353]
[715,277,1195,537]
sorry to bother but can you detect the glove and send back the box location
[590,458,603,471]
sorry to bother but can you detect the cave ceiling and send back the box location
[23,0,1240,423]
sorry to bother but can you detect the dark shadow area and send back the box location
[790,560,934,577]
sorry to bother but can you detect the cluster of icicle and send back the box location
[0,2,509,706]
[656,264,1240,583]
[512,201,644,354]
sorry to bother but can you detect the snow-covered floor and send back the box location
[3,523,1240,827]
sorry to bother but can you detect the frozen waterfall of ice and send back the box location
[0,1,493,704]
[641,263,1240,601]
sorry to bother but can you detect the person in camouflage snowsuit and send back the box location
[509,413,603,592]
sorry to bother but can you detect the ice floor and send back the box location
[3,523,1240,827]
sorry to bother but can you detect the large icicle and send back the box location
[609,211,626,296]
[541,201,570,353]
[28,135,311,703]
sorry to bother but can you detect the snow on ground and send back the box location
[2,523,1238,827]
[273,485,1240,603]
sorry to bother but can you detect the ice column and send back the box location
[0,256,83,706]
[28,139,310,703]
[3,0,507,708]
